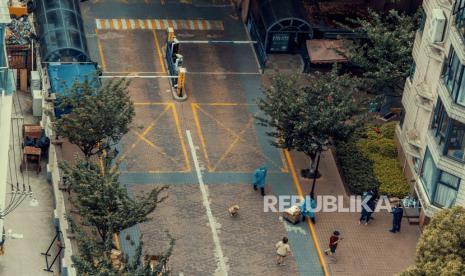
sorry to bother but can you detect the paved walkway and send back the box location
[291,150,420,275]
[0,90,57,275]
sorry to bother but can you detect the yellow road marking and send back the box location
[116,104,171,165]
[192,103,212,170]
[134,102,171,105]
[172,104,192,172]
[284,150,330,276]
[211,117,255,171]
[193,103,285,172]
[95,29,107,70]
[133,129,183,166]
[152,30,166,74]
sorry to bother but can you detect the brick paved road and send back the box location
[81,1,325,275]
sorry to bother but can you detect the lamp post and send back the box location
[310,153,321,200]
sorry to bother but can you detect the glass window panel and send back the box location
[44,0,60,10]
[46,10,63,28]
[446,120,465,161]
[421,149,439,198]
[439,171,460,188]
[434,183,458,207]
[62,10,78,31]
[438,113,449,146]
[458,70,465,106]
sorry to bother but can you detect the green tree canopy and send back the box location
[345,9,418,96]
[54,78,135,158]
[402,206,465,275]
[71,223,174,276]
[257,66,364,168]
[61,158,168,243]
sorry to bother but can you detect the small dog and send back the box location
[228,205,240,217]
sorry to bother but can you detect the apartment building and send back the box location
[396,0,465,226]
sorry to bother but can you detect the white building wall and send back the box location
[398,0,465,216]
[0,94,12,237]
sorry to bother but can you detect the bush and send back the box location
[335,140,379,195]
[336,122,409,197]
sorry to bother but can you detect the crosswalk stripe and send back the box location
[95,19,224,31]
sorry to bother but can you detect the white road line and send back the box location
[112,19,119,29]
[99,75,178,79]
[187,71,261,75]
[130,19,136,29]
[122,19,128,30]
[138,19,145,29]
[186,130,228,276]
[176,40,257,44]
[96,19,102,29]
[104,19,110,29]
[147,19,153,29]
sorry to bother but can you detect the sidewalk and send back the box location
[290,149,419,276]
[0,90,57,275]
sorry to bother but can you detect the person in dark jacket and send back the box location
[389,204,404,233]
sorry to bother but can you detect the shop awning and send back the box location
[306,39,348,64]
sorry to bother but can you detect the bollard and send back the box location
[167,27,175,43]
[177,67,186,98]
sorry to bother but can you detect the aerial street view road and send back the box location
[0,0,464,276]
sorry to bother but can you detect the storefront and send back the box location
[247,0,312,66]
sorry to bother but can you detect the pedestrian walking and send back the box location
[359,191,375,225]
[252,166,267,196]
[301,197,316,224]
[324,231,342,256]
[389,204,404,233]
[275,237,291,266]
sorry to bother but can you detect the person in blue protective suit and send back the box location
[253,166,267,196]
[301,197,316,224]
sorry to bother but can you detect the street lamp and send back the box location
[310,153,321,200]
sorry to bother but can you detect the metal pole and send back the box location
[310,153,321,199]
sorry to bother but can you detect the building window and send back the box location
[443,48,465,106]
[431,99,465,162]
[420,148,460,207]
[454,0,465,39]
[431,100,449,147]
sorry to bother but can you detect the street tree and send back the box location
[257,66,363,175]
[71,221,175,276]
[54,77,135,158]
[401,206,465,276]
[345,9,418,96]
[61,158,168,243]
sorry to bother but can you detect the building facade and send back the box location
[396,0,465,225]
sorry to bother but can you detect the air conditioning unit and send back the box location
[32,89,42,117]
[30,70,40,94]
[430,9,446,43]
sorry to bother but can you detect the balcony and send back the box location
[423,0,436,16]
[426,130,465,178]
[450,26,465,63]
[412,31,422,62]
[415,94,434,112]
[401,77,416,112]
[437,0,453,10]
[437,80,465,123]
